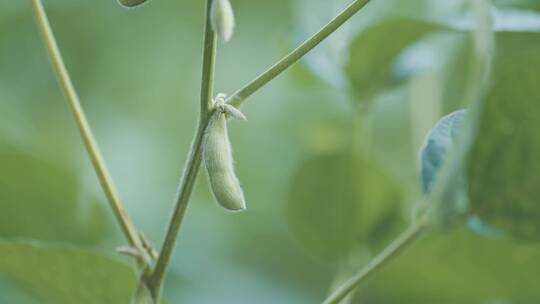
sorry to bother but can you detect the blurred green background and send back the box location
[1,0,540,303]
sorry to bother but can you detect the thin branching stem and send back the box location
[31,0,148,267]
[226,0,371,108]
[323,224,426,304]
[148,0,372,300]
[148,0,217,300]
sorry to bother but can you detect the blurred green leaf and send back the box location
[0,240,136,304]
[495,0,540,11]
[346,18,450,103]
[438,38,475,112]
[370,229,540,303]
[286,150,403,262]
[447,8,540,33]
[0,145,110,245]
[468,32,540,241]
[0,277,41,304]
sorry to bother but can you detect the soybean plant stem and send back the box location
[149,0,371,299]
[225,0,371,108]
[31,0,147,267]
[148,0,217,300]
[323,224,426,304]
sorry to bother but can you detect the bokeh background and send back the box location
[1,0,540,303]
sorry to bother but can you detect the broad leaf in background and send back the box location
[0,277,41,304]
[358,34,469,193]
[0,145,110,245]
[447,8,540,32]
[495,0,540,11]
[369,229,540,303]
[346,18,450,103]
[467,32,540,242]
[0,241,136,304]
[287,150,403,262]
[291,0,471,91]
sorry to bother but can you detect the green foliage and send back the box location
[371,229,540,303]
[346,18,449,102]
[495,0,540,11]
[287,149,403,262]
[2,0,540,303]
[0,241,136,304]
[416,32,540,241]
[0,146,110,245]
[0,277,41,304]
[468,32,540,241]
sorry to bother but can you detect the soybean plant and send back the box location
[28,0,499,303]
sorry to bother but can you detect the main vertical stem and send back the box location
[148,0,217,300]
[31,0,147,266]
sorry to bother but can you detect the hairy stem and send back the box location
[31,0,148,266]
[226,0,371,108]
[148,0,217,300]
[323,224,426,304]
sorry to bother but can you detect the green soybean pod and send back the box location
[210,0,235,42]
[117,0,148,8]
[203,111,246,211]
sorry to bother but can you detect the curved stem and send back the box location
[323,224,426,304]
[31,0,147,266]
[226,0,371,108]
[148,0,217,300]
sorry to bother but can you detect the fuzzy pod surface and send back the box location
[210,0,235,42]
[204,111,246,211]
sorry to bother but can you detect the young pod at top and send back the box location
[203,105,246,211]
[210,0,235,42]
[117,0,148,8]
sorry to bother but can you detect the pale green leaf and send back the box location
[468,32,540,241]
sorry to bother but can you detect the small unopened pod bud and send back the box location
[210,0,235,42]
[117,0,148,8]
[204,110,246,211]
